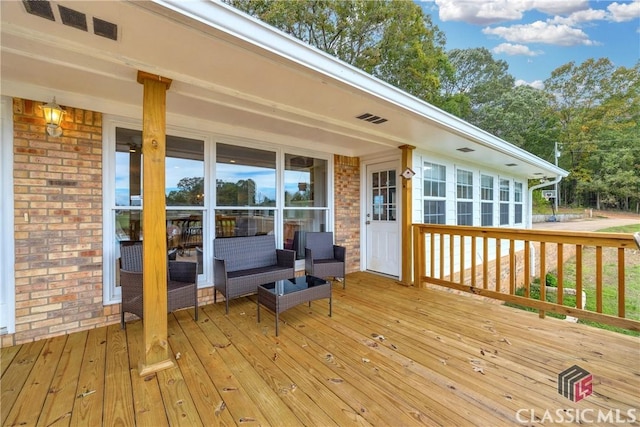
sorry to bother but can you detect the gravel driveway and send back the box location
[532,216,639,232]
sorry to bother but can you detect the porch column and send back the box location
[399,144,416,286]
[137,71,174,375]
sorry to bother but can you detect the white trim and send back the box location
[1,96,16,334]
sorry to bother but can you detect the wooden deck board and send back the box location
[1,272,638,426]
[125,320,169,427]
[104,324,136,426]
[37,331,88,427]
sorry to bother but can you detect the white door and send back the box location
[365,162,400,276]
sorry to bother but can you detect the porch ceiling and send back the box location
[1,0,564,178]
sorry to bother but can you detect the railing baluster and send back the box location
[439,233,445,280]
[618,248,625,318]
[471,236,477,288]
[483,236,488,289]
[576,245,583,309]
[429,231,435,279]
[596,246,603,313]
[509,239,515,295]
[460,235,465,285]
[539,242,546,319]
[557,243,564,306]
[524,241,530,298]
[495,238,501,292]
[449,234,454,282]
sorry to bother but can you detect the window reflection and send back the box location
[284,155,327,207]
[216,143,276,207]
[215,209,275,238]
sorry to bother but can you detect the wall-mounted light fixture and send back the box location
[42,97,65,137]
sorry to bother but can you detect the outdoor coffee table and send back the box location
[257,275,331,336]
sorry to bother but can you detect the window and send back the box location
[371,170,396,221]
[284,154,329,258]
[514,182,523,224]
[423,162,446,224]
[113,127,206,285]
[500,179,510,225]
[106,120,333,304]
[456,169,473,226]
[481,175,494,226]
[215,143,277,241]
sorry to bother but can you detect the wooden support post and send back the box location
[399,145,415,286]
[137,71,173,375]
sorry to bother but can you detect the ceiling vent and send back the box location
[22,0,54,20]
[93,17,118,41]
[22,0,118,41]
[356,113,388,125]
[456,147,475,153]
[59,5,87,31]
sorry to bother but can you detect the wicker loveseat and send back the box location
[214,235,295,314]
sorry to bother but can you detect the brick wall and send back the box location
[5,98,106,347]
[334,155,360,273]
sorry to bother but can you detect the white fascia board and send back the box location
[153,0,567,177]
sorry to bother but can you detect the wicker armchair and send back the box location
[304,232,346,288]
[120,243,198,328]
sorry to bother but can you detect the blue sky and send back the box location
[419,0,640,89]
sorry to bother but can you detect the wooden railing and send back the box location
[412,224,640,332]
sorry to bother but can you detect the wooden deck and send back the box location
[2,272,639,426]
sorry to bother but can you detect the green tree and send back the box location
[472,85,559,159]
[544,59,640,209]
[224,0,450,106]
[440,47,514,121]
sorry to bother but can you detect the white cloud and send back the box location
[515,79,545,90]
[549,9,607,26]
[607,1,640,22]
[492,42,543,56]
[483,21,596,46]
[531,0,589,16]
[434,0,589,24]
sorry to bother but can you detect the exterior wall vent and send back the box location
[59,5,88,32]
[356,113,388,125]
[505,163,518,167]
[21,1,118,41]
[457,147,475,153]
[22,0,54,21]
[93,17,118,40]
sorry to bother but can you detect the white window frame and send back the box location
[103,116,334,304]
[1,96,15,334]
[456,168,473,226]
[423,161,447,224]
[499,178,511,226]
[480,174,494,227]
[514,181,524,225]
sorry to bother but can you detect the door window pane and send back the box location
[371,170,396,222]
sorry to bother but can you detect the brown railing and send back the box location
[412,224,640,332]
